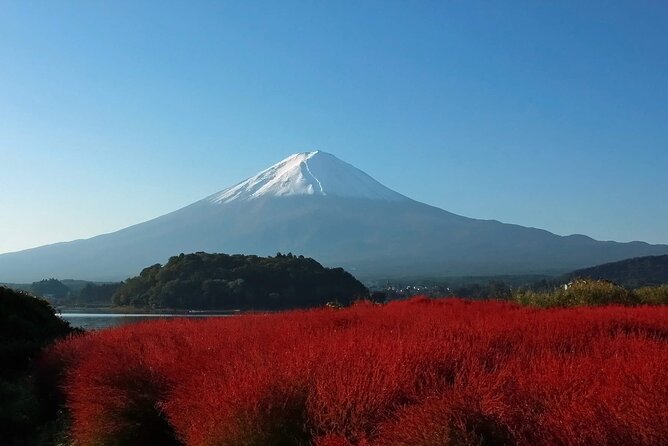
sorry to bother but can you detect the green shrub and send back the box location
[634,285,668,305]
[0,286,75,445]
[515,279,636,308]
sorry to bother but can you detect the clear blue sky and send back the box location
[1,1,667,254]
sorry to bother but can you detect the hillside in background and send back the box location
[563,255,668,288]
[112,252,368,310]
[0,279,122,307]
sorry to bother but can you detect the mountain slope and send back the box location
[1,151,667,282]
[563,255,668,288]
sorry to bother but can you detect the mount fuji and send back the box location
[2,151,667,282]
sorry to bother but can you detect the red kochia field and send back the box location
[44,298,668,446]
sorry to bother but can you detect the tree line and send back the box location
[112,252,369,310]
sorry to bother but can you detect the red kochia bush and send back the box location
[44,299,668,445]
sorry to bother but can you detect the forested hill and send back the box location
[112,252,369,310]
[563,255,668,288]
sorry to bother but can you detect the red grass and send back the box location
[43,298,668,445]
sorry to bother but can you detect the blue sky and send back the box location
[1,1,667,254]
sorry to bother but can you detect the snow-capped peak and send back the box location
[207,151,408,204]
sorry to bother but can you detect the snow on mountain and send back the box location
[206,151,408,204]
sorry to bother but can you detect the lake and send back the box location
[60,313,231,330]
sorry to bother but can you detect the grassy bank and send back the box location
[515,279,668,307]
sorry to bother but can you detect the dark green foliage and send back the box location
[0,287,73,378]
[112,252,369,310]
[634,285,668,305]
[563,255,668,288]
[4,280,124,306]
[60,279,95,295]
[30,278,70,300]
[376,275,542,301]
[514,279,662,308]
[451,281,512,300]
[0,286,75,444]
[370,291,387,303]
[77,282,123,304]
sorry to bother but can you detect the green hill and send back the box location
[563,255,668,288]
[112,252,369,310]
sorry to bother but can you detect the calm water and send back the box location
[60,313,231,330]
